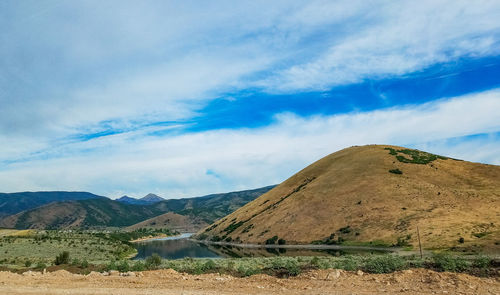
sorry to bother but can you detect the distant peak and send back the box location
[140,193,164,202]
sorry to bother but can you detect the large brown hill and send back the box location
[197,145,500,250]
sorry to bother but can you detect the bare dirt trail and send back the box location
[0,269,498,295]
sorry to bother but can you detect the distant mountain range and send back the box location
[116,193,165,205]
[0,191,104,218]
[0,186,275,230]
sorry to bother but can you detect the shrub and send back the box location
[334,256,359,271]
[432,253,468,272]
[310,257,321,268]
[363,255,406,273]
[106,260,117,271]
[339,226,351,234]
[271,258,301,277]
[80,259,89,268]
[24,260,32,267]
[117,260,130,272]
[472,255,491,269]
[265,236,278,244]
[35,262,47,270]
[132,261,146,271]
[458,237,465,243]
[145,253,162,269]
[278,239,286,245]
[237,265,260,277]
[54,251,70,265]
[203,259,217,271]
[389,169,403,174]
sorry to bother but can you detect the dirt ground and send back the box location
[0,268,498,295]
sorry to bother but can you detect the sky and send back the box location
[1,0,500,199]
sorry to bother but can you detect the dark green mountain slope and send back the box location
[154,185,276,223]
[0,198,165,229]
[0,186,276,230]
[0,191,104,218]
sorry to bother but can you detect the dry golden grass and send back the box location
[200,145,500,250]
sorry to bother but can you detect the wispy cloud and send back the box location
[1,89,499,197]
[2,1,500,138]
[1,1,500,196]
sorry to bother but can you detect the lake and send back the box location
[133,233,391,259]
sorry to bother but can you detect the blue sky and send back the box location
[1,0,499,198]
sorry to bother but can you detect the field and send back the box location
[0,228,176,269]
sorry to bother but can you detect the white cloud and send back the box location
[261,0,500,92]
[1,89,499,198]
[2,0,500,139]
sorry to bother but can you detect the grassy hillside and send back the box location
[126,186,276,232]
[197,145,500,250]
[0,198,166,229]
[0,191,104,218]
[0,186,275,230]
[125,212,208,232]
[155,185,276,224]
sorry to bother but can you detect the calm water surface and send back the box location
[133,233,389,259]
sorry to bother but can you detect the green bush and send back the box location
[458,237,465,243]
[339,226,351,234]
[145,253,162,269]
[265,236,278,244]
[277,239,286,245]
[472,255,491,269]
[54,251,70,265]
[80,259,89,268]
[270,258,301,276]
[24,260,32,267]
[35,262,47,269]
[432,253,468,272]
[389,169,403,174]
[203,260,217,271]
[117,260,130,272]
[132,261,146,271]
[363,255,406,273]
[237,265,260,277]
[310,256,321,268]
[106,260,117,271]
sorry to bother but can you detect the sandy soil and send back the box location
[0,268,498,295]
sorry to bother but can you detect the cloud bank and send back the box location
[1,89,499,197]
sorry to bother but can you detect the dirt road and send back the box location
[0,268,498,295]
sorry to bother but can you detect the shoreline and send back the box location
[191,239,398,252]
[130,233,192,243]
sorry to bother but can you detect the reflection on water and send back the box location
[133,235,221,259]
[134,234,389,259]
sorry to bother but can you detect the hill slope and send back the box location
[0,191,104,218]
[0,186,275,230]
[0,198,165,229]
[126,186,276,231]
[197,145,500,250]
[154,185,276,224]
[126,212,208,232]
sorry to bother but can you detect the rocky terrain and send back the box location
[0,268,498,295]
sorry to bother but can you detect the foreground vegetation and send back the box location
[2,250,497,278]
[0,228,177,268]
[110,253,497,277]
[1,229,496,278]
